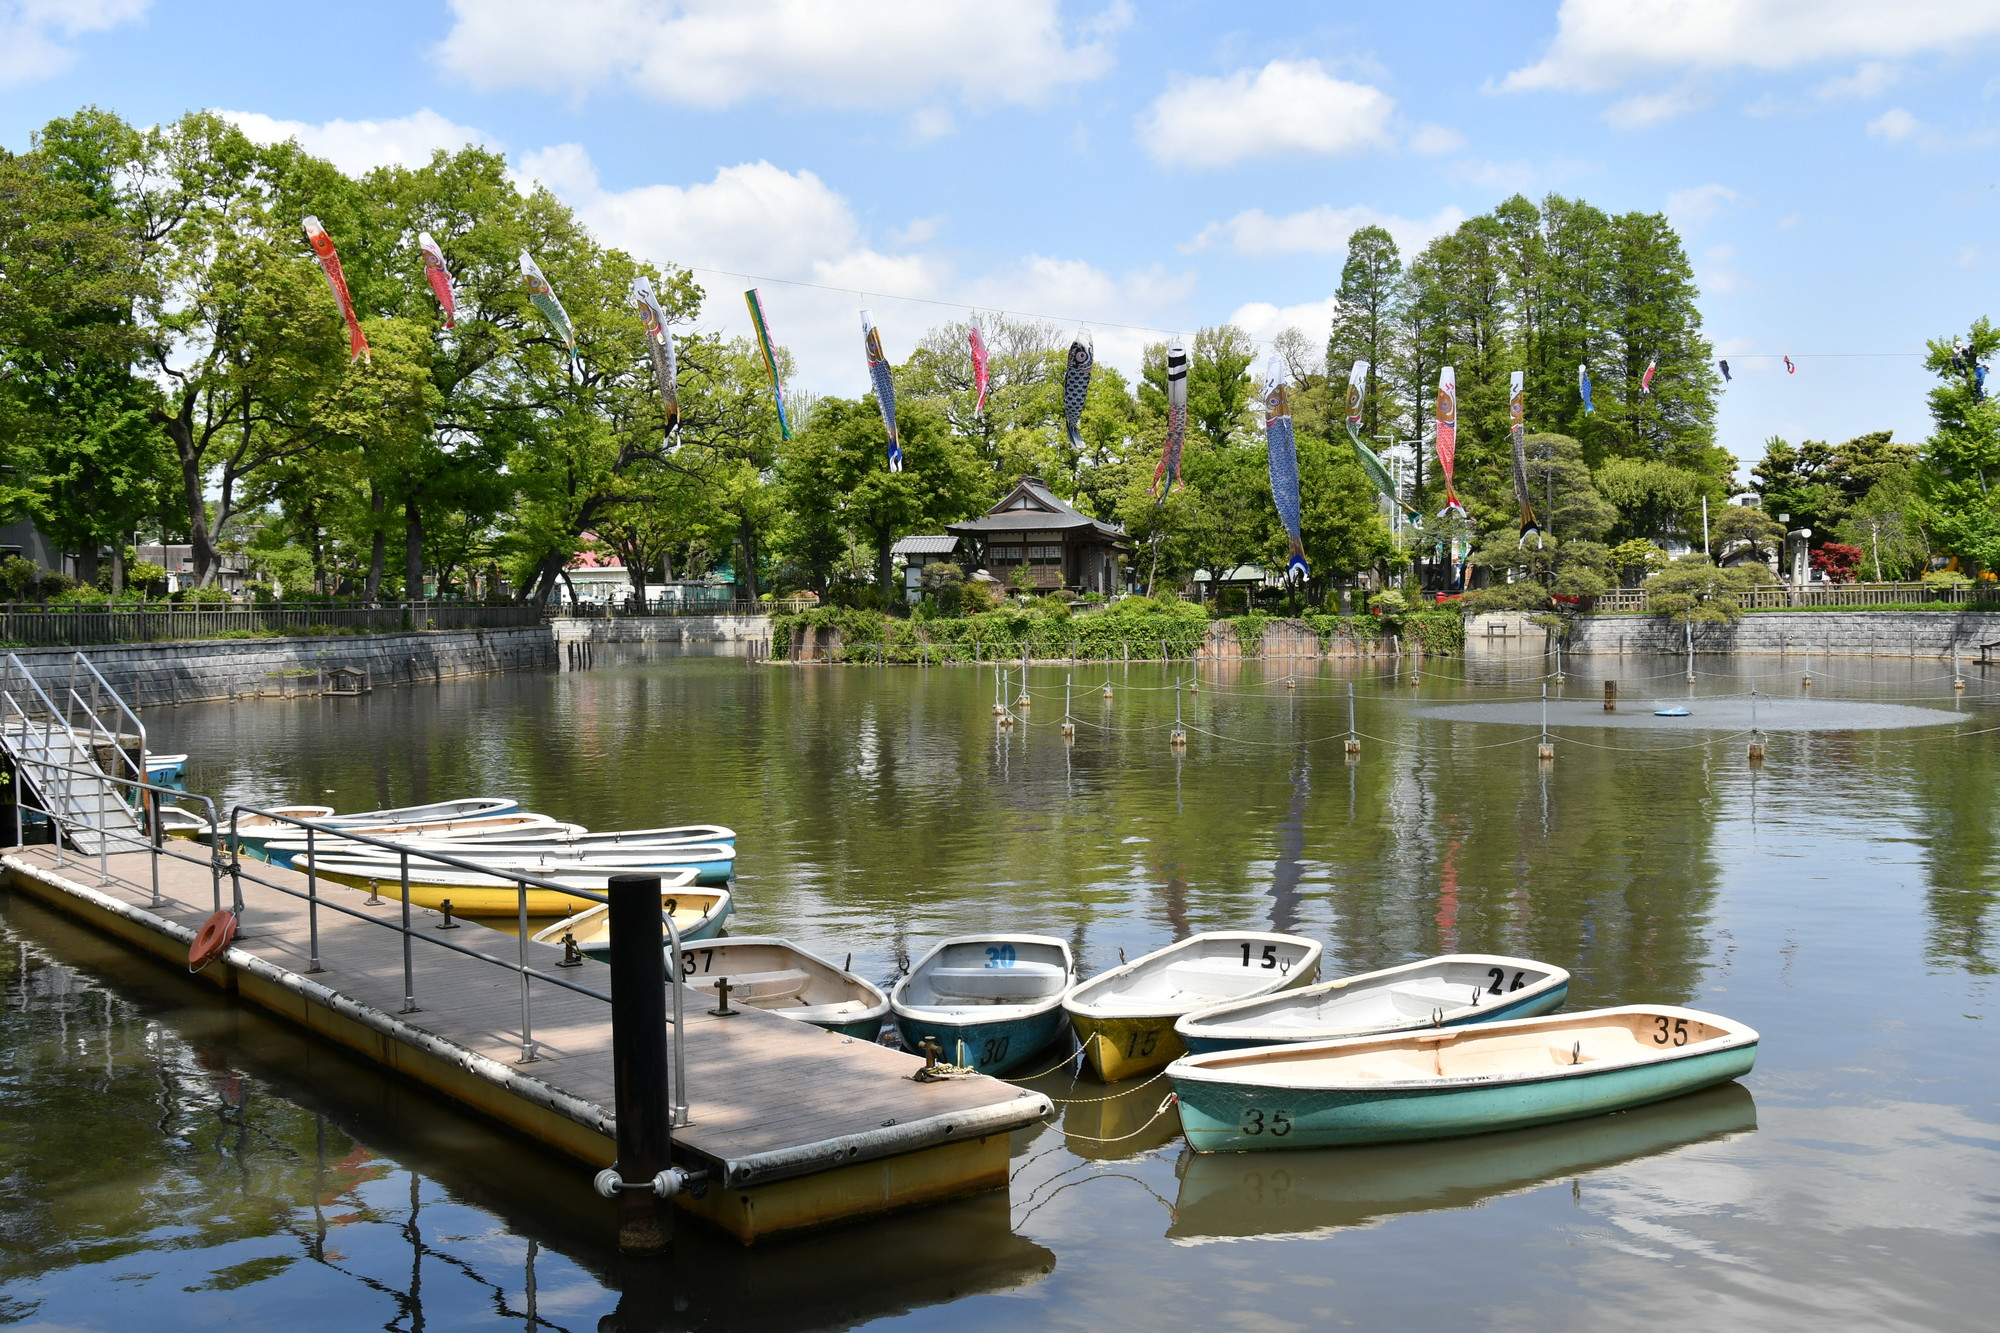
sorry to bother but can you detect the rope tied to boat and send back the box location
[911,1060,981,1082]
[1041,1064,1171,1104]
[1055,1093,1179,1144]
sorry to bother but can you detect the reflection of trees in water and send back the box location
[0,926,574,1332]
[1898,729,2000,975]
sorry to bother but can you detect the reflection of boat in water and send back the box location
[1166,1080,1757,1242]
[1034,1071,1184,1161]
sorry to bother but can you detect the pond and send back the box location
[3,646,1995,1329]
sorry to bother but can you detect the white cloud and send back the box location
[1228,297,1341,354]
[1814,60,1900,101]
[219,108,498,176]
[908,107,957,141]
[1504,0,2000,94]
[1603,84,1708,129]
[887,215,945,246]
[1186,204,1466,258]
[435,0,1125,110]
[1699,243,1741,294]
[529,146,1189,391]
[1868,107,1922,143]
[1409,123,1466,155]
[1138,59,1395,168]
[0,0,148,87]
[1666,183,1742,230]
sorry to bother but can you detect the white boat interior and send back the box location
[893,935,1073,1017]
[293,841,733,869]
[1182,955,1569,1041]
[674,937,886,1027]
[1068,932,1322,1017]
[327,798,516,824]
[302,855,701,890]
[469,824,736,846]
[529,887,732,947]
[1173,1007,1757,1089]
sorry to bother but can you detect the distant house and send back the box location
[890,534,961,603]
[944,477,1129,595]
[134,543,251,594]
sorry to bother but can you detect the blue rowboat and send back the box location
[259,814,572,867]
[891,934,1074,1076]
[144,753,188,783]
[1176,954,1569,1054]
[1065,932,1323,1083]
[297,840,736,885]
[669,936,888,1039]
[1168,1005,1759,1152]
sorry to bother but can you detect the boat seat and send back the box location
[929,962,1065,1002]
[1387,980,1480,1017]
[688,968,810,1003]
[1162,959,1276,998]
[789,1000,870,1022]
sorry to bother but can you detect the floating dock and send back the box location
[0,843,1051,1242]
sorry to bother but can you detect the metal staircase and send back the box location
[1,652,148,855]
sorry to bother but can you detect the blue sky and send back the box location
[6,0,2000,479]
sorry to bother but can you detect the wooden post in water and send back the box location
[1603,680,1617,712]
[608,873,673,1256]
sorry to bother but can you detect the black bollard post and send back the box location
[608,872,672,1255]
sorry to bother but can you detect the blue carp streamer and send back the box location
[1264,358,1308,583]
[1062,333,1094,452]
[862,310,901,472]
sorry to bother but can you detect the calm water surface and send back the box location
[3,646,1996,1330]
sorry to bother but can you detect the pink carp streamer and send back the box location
[302,215,369,363]
[1150,340,1188,497]
[630,275,681,440]
[1641,359,1657,395]
[1435,366,1464,517]
[969,316,989,415]
[418,231,456,329]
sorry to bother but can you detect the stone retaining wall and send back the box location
[10,626,555,707]
[1467,610,2000,659]
[548,614,770,645]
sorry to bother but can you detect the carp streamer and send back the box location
[520,250,581,371]
[1062,332,1094,452]
[418,232,456,329]
[1509,370,1542,548]
[969,316,990,416]
[1435,366,1464,518]
[1152,340,1189,497]
[302,215,369,363]
[630,275,681,440]
[1579,363,1594,414]
[862,310,902,472]
[744,289,791,440]
[1263,357,1308,583]
[1343,360,1410,514]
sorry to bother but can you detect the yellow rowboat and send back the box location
[298,855,697,916]
[1065,932,1322,1083]
[530,888,735,950]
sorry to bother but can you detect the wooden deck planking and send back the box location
[2,841,1045,1170]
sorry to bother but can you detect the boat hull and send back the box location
[895,1006,1070,1077]
[1071,1012,1190,1083]
[1172,1042,1758,1151]
[311,867,609,917]
[1179,982,1569,1055]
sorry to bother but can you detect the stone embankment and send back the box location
[12,626,555,706]
[1466,610,2000,659]
[547,614,770,646]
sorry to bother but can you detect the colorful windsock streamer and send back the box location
[630,275,681,440]
[302,215,369,363]
[862,310,902,472]
[1435,366,1464,518]
[968,316,990,416]
[744,289,790,440]
[1151,341,1189,497]
[520,250,580,370]
[1785,355,1797,374]
[1579,363,1595,414]
[1641,359,1657,395]
[1719,358,1732,383]
[1343,360,1411,514]
[1509,370,1541,547]
[1263,358,1308,583]
[418,232,456,329]
[1062,333,1094,452]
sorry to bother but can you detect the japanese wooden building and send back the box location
[944,477,1130,594]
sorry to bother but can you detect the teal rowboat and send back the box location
[671,937,889,1040]
[891,934,1074,1076]
[1168,1005,1758,1152]
[1176,954,1569,1054]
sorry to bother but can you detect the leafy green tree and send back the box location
[1596,456,1708,545]
[1915,323,2000,571]
[1711,502,1785,565]
[1644,554,1776,624]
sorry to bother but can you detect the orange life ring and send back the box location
[189,909,238,973]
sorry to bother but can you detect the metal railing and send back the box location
[0,601,544,646]
[1588,581,2000,614]
[5,761,691,1127]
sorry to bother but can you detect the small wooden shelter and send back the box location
[944,477,1129,594]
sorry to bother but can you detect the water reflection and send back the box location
[1166,1082,1757,1243]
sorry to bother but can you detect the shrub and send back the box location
[173,584,233,604]
[1643,555,1774,625]
[0,556,40,601]
[1810,542,1863,585]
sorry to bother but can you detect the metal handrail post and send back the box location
[305,825,322,972]
[664,909,687,1128]
[515,877,538,1062]
[228,812,244,913]
[399,850,417,1013]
